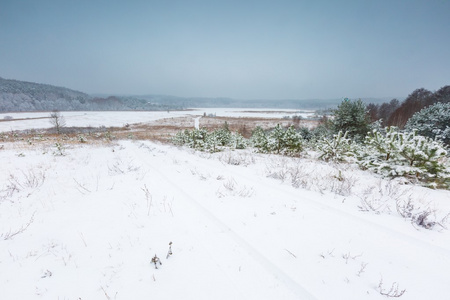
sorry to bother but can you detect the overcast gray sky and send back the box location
[1,0,449,99]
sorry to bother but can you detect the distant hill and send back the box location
[0,77,184,112]
[0,76,395,112]
[0,77,91,112]
[131,95,395,110]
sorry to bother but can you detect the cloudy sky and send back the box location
[1,0,449,99]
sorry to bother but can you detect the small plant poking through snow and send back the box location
[53,142,65,156]
[378,277,406,298]
[151,255,162,269]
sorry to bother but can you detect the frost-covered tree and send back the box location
[332,98,370,141]
[405,102,450,145]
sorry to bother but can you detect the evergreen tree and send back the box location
[268,124,285,154]
[332,98,370,141]
[231,132,247,149]
[282,125,303,155]
[251,127,269,153]
[405,102,450,145]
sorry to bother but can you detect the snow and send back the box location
[1,138,450,299]
[0,109,316,133]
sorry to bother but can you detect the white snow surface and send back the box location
[0,109,315,132]
[1,140,450,300]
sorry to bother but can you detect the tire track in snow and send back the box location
[188,150,450,259]
[128,141,318,300]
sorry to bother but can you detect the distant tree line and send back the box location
[367,85,450,128]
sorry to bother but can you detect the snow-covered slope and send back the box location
[1,141,449,299]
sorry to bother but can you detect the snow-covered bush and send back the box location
[358,127,450,188]
[405,102,450,145]
[172,128,247,152]
[251,125,303,156]
[316,131,357,162]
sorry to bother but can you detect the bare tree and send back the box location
[49,111,66,133]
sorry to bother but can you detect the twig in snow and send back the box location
[73,178,91,194]
[357,262,368,277]
[342,251,362,264]
[2,212,35,240]
[141,185,152,216]
[101,286,111,300]
[166,241,173,259]
[284,248,297,258]
[79,232,87,247]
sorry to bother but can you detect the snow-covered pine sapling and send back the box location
[268,124,286,154]
[282,125,303,155]
[78,134,87,143]
[231,132,247,149]
[251,126,269,153]
[151,254,162,269]
[166,242,173,259]
[53,142,65,156]
[360,127,449,188]
[317,131,355,162]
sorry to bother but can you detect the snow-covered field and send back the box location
[1,109,449,299]
[1,139,450,299]
[0,109,315,133]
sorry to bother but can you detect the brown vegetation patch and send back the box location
[0,115,319,148]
